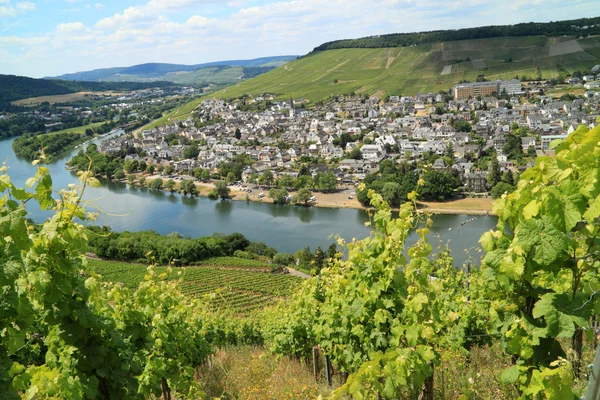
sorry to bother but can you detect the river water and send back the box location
[0,134,496,261]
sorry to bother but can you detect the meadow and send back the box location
[11,91,119,106]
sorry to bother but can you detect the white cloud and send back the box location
[186,15,213,28]
[95,3,104,10]
[0,5,16,16]
[56,22,87,33]
[16,1,35,11]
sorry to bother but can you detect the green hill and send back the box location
[213,35,600,102]
[48,56,297,85]
[0,74,176,105]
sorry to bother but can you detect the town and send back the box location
[79,67,600,209]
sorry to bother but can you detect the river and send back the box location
[0,133,497,262]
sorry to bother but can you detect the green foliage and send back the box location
[0,164,211,399]
[13,132,90,162]
[480,124,600,398]
[358,161,417,207]
[88,227,267,266]
[180,179,198,196]
[269,188,289,205]
[293,188,313,206]
[211,180,230,200]
[419,169,461,201]
[491,181,515,199]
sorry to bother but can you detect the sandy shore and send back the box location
[135,174,495,215]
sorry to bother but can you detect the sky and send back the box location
[0,0,598,78]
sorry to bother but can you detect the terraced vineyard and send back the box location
[87,258,301,313]
[213,35,600,103]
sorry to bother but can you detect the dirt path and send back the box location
[287,268,310,279]
[284,64,293,71]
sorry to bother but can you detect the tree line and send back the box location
[88,228,277,265]
[312,16,600,51]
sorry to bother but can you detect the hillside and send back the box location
[49,56,297,84]
[313,16,600,51]
[0,74,176,105]
[212,35,600,103]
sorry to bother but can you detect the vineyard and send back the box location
[88,258,301,313]
[2,124,600,399]
[195,256,271,270]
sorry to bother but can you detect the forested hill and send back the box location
[313,16,600,51]
[0,74,177,104]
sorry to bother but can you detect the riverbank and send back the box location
[125,174,495,216]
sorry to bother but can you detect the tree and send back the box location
[348,147,362,160]
[165,165,174,176]
[269,188,289,205]
[315,172,337,192]
[138,161,147,172]
[213,180,230,199]
[502,170,514,186]
[149,178,163,190]
[226,172,236,184]
[487,156,502,188]
[420,170,460,201]
[183,143,200,159]
[166,179,176,192]
[490,181,514,198]
[234,128,241,140]
[259,169,274,186]
[527,145,537,157]
[277,174,294,189]
[138,176,146,187]
[127,174,135,183]
[114,170,125,180]
[453,120,472,132]
[146,164,155,175]
[180,179,198,196]
[326,242,337,260]
[293,188,313,206]
[503,134,522,161]
[312,247,325,274]
[381,181,403,207]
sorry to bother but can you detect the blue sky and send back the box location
[0,0,598,78]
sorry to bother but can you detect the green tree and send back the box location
[487,156,502,188]
[149,178,163,190]
[490,181,514,198]
[420,170,460,201]
[277,174,294,189]
[146,164,155,175]
[213,180,230,199]
[269,188,289,205]
[348,147,362,160]
[180,179,198,196]
[127,174,135,183]
[315,172,337,192]
[293,188,313,206]
[166,179,176,192]
[259,169,274,186]
[165,165,174,175]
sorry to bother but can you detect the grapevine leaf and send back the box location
[532,293,555,319]
[514,217,568,265]
[584,195,600,222]
[35,175,55,210]
[500,365,519,384]
[522,200,539,219]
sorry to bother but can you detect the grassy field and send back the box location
[87,258,301,313]
[11,91,119,106]
[210,35,600,103]
[47,121,106,135]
